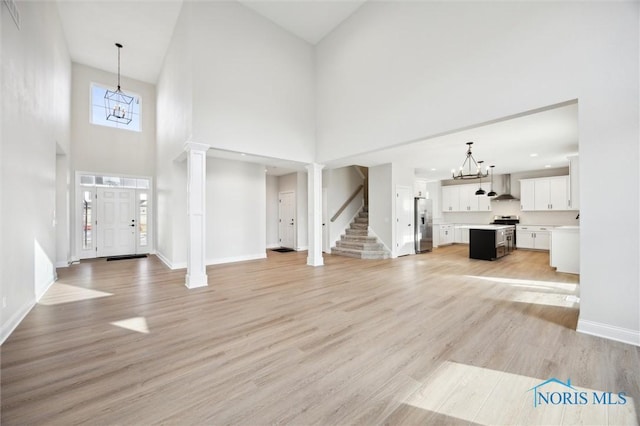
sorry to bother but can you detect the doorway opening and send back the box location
[278,191,296,250]
[76,173,152,260]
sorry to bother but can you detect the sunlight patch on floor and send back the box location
[38,283,113,305]
[110,317,150,334]
[403,361,637,425]
[465,275,578,293]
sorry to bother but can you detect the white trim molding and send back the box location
[577,319,640,347]
[206,253,266,266]
[1,299,35,345]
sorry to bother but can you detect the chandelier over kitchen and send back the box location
[452,142,490,180]
[104,43,133,125]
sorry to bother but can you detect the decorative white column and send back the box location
[184,142,210,288]
[306,163,324,266]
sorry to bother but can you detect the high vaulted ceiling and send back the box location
[56,0,366,84]
[55,1,579,177]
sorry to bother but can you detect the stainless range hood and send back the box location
[491,174,519,201]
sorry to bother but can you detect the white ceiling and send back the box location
[56,0,184,84]
[55,1,579,178]
[239,0,367,44]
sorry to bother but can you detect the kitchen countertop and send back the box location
[553,226,580,231]
[463,225,515,231]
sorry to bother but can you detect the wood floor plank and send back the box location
[1,245,638,425]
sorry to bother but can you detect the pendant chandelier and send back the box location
[452,142,489,180]
[104,43,133,125]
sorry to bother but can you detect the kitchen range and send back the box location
[469,224,515,261]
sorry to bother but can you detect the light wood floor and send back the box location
[2,245,639,425]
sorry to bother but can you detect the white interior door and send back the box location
[278,191,296,249]
[97,187,136,257]
[395,185,414,256]
[322,188,329,253]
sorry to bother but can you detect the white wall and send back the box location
[189,1,315,163]
[317,2,639,343]
[69,63,157,260]
[155,2,193,266]
[71,63,157,177]
[1,1,71,343]
[155,0,316,264]
[324,166,364,248]
[266,175,279,248]
[205,158,266,264]
[369,164,393,253]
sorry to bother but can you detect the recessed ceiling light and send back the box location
[545,164,551,168]
[530,153,538,157]
[430,168,437,171]
[240,153,246,156]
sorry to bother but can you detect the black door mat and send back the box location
[271,248,295,253]
[106,254,148,261]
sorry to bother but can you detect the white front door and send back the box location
[395,185,414,257]
[278,191,296,249]
[97,187,136,257]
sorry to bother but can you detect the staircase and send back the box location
[331,207,390,259]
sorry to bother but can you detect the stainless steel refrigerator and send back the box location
[415,198,433,253]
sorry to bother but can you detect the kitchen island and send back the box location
[468,225,515,260]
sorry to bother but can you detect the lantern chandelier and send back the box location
[452,142,490,180]
[104,43,133,125]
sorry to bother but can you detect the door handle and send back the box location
[130,224,135,227]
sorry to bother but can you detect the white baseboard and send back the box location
[157,252,267,269]
[296,246,308,252]
[577,318,640,347]
[266,243,280,249]
[206,253,266,265]
[56,260,69,268]
[155,251,186,270]
[1,299,36,345]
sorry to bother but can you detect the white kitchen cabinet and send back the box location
[520,176,570,211]
[516,225,553,250]
[548,176,569,210]
[478,192,492,211]
[441,186,460,212]
[520,179,535,211]
[439,224,454,245]
[454,226,470,244]
[442,183,492,212]
[458,185,475,211]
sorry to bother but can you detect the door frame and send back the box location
[278,190,296,250]
[322,188,330,253]
[74,171,153,260]
[395,185,414,257]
